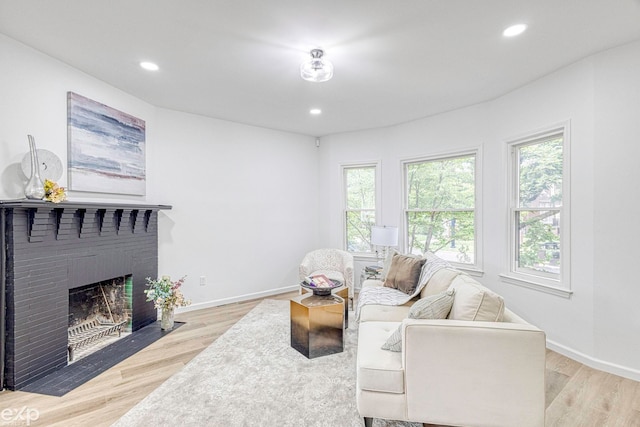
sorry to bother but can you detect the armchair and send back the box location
[299,248,355,300]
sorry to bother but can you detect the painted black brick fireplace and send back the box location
[0,200,170,390]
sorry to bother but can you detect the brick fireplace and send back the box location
[0,200,170,390]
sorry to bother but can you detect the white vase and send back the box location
[161,307,175,330]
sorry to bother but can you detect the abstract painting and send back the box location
[67,92,146,195]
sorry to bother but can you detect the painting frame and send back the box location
[67,92,146,195]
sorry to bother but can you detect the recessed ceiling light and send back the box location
[140,61,159,71]
[310,109,322,115]
[503,24,527,37]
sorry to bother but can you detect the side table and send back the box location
[360,268,382,288]
[290,293,344,359]
[300,284,349,328]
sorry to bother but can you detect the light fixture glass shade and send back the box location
[371,226,399,247]
[300,49,333,82]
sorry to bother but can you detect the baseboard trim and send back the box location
[176,285,299,313]
[547,339,640,382]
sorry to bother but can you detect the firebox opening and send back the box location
[68,275,133,363]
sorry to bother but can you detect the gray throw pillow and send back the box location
[408,288,456,319]
[381,289,456,352]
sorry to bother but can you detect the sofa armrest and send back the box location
[401,319,546,427]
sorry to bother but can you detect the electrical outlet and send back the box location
[199,276,206,286]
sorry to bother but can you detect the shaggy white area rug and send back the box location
[112,299,421,427]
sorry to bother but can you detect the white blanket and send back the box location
[355,252,450,320]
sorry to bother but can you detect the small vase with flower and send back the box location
[144,275,191,331]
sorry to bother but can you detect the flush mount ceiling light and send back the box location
[310,108,322,115]
[300,49,333,83]
[140,61,159,71]
[503,24,527,37]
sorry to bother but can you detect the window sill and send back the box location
[499,273,573,298]
[353,253,382,262]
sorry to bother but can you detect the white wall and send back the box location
[0,34,156,202]
[319,40,640,380]
[487,59,597,366]
[151,109,319,308]
[592,41,640,373]
[0,33,319,309]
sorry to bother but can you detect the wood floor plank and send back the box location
[546,348,583,377]
[1,290,639,426]
[546,364,640,427]
[546,369,571,408]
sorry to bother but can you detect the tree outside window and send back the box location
[344,166,376,253]
[513,136,563,278]
[404,154,476,265]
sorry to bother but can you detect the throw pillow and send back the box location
[447,276,505,321]
[420,268,461,298]
[380,324,404,352]
[381,289,456,352]
[408,288,455,319]
[383,253,425,295]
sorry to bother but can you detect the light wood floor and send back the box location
[1,291,639,427]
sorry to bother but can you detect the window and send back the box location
[505,124,571,294]
[404,152,477,266]
[343,165,377,253]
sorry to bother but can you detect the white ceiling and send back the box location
[2,0,640,137]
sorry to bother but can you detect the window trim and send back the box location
[401,147,483,272]
[502,121,572,296]
[341,161,381,256]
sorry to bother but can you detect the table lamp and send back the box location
[371,225,399,265]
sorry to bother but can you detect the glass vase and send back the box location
[161,307,175,331]
[24,135,45,200]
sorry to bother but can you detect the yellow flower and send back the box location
[43,179,67,203]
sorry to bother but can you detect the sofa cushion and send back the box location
[383,254,425,295]
[447,275,505,321]
[420,268,462,298]
[381,289,455,351]
[359,301,413,323]
[358,321,405,394]
[361,279,385,289]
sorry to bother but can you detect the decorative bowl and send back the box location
[300,278,342,296]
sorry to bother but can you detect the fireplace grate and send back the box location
[68,319,127,361]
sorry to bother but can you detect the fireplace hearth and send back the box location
[0,200,171,390]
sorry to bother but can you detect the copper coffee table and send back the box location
[300,283,349,328]
[290,293,344,359]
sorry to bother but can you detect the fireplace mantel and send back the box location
[1,200,171,390]
[0,200,171,242]
[0,200,171,209]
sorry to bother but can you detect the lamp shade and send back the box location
[371,225,398,247]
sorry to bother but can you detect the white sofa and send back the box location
[356,266,546,427]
